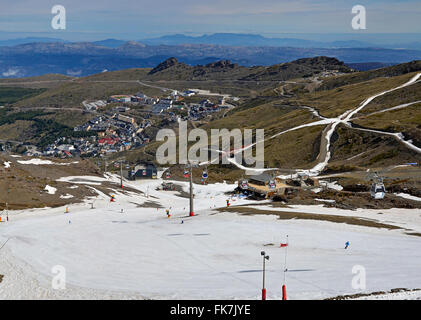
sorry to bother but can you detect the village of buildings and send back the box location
[21,89,233,165]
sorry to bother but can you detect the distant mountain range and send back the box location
[2,33,421,49]
[0,37,68,47]
[140,33,398,49]
[0,34,421,78]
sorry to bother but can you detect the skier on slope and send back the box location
[345,241,350,249]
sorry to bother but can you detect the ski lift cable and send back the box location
[0,237,11,252]
[283,235,288,284]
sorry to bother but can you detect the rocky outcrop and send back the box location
[205,60,238,69]
[148,57,179,74]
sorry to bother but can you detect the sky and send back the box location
[0,0,420,41]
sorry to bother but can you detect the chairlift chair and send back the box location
[183,165,190,178]
[368,172,386,199]
[202,169,208,179]
[371,181,386,199]
[240,179,249,190]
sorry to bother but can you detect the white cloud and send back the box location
[66,69,82,76]
[2,68,20,77]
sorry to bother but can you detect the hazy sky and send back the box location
[0,0,420,41]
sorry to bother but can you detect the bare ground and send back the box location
[217,206,403,231]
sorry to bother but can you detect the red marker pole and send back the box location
[282,235,289,300]
[282,285,287,300]
[189,163,194,216]
[120,161,124,188]
[262,288,266,300]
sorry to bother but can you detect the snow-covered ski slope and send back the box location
[1,175,421,300]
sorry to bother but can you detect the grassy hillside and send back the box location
[106,61,421,173]
[0,74,74,89]
[0,87,47,104]
[13,79,163,108]
[319,60,421,91]
[291,73,418,118]
[0,108,95,146]
[1,57,420,174]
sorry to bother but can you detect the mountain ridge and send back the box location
[1,41,420,78]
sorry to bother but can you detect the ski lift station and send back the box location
[129,163,158,180]
[238,173,295,199]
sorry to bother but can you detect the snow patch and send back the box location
[315,198,336,203]
[57,176,107,185]
[44,185,57,194]
[60,194,74,199]
[18,159,79,166]
[394,193,421,202]
[320,180,343,191]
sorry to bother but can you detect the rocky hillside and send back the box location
[242,56,352,81]
[146,56,352,81]
[147,57,252,80]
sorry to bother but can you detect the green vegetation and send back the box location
[0,87,46,104]
[0,109,96,147]
[32,119,97,148]
[319,60,421,91]
[368,150,399,165]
